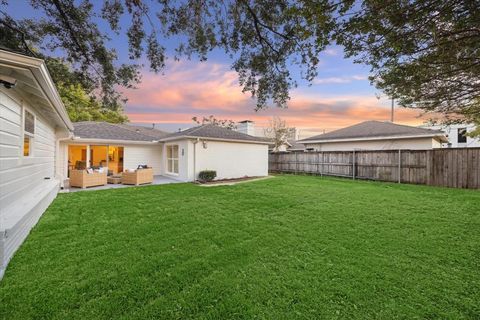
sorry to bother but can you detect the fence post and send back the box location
[295,152,298,175]
[352,150,356,180]
[398,149,401,183]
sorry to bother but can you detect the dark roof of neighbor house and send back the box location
[287,140,305,150]
[163,124,269,143]
[300,121,445,142]
[73,122,167,142]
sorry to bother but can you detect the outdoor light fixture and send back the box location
[202,141,208,149]
[0,75,17,89]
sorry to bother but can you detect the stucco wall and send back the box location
[193,140,268,180]
[124,144,163,175]
[304,137,440,151]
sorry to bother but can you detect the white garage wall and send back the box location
[194,140,268,180]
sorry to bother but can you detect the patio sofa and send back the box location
[69,169,108,189]
[122,168,153,186]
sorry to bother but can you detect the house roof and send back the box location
[287,140,305,150]
[162,124,270,144]
[73,122,165,142]
[0,49,73,131]
[300,121,446,143]
[116,123,170,139]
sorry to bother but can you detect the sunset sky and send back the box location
[10,1,428,138]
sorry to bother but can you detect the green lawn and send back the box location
[1,175,479,319]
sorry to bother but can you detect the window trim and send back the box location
[166,144,179,175]
[457,127,467,144]
[22,107,35,158]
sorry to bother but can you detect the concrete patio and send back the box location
[60,175,182,193]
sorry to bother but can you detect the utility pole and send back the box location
[391,98,394,123]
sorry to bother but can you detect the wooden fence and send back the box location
[269,148,480,189]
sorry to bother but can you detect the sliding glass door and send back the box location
[108,146,124,174]
[68,144,124,176]
[90,145,108,168]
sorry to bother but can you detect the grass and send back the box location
[1,175,479,319]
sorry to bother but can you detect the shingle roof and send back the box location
[300,121,445,142]
[73,122,163,142]
[116,123,170,139]
[162,124,269,143]
[287,140,305,150]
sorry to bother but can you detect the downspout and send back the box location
[192,138,199,182]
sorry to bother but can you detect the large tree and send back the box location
[0,0,335,110]
[335,0,480,126]
[1,1,478,130]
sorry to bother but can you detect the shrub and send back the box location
[198,170,216,182]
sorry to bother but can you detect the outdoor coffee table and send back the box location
[107,175,122,184]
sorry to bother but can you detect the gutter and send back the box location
[192,138,199,182]
[300,133,448,144]
[160,135,271,145]
[68,137,160,145]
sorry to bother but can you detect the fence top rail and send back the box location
[270,147,480,155]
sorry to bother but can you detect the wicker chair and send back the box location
[122,168,153,186]
[69,169,107,189]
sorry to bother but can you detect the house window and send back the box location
[166,145,179,174]
[23,136,31,156]
[457,128,467,143]
[23,109,35,157]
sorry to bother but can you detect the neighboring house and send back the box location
[58,122,270,184]
[263,139,305,153]
[0,50,73,277]
[236,120,304,152]
[300,120,447,151]
[421,123,480,148]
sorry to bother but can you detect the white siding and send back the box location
[191,140,268,181]
[124,144,163,175]
[304,137,440,151]
[423,124,480,148]
[0,88,61,278]
[0,89,56,209]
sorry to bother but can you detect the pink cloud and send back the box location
[124,60,428,138]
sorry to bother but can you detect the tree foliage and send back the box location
[264,116,295,152]
[335,0,480,127]
[0,0,335,110]
[192,115,237,129]
[58,83,128,123]
[1,0,479,131]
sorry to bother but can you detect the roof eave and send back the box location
[70,137,158,144]
[0,50,73,131]
[301,133,447,144]
[160,135,271,145]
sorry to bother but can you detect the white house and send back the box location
[421,123,480,148]
[236,120,304,152]
[300,120,447,151]
[60,122,270,184]
[0,50,73,278]
[0,50,269,278]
